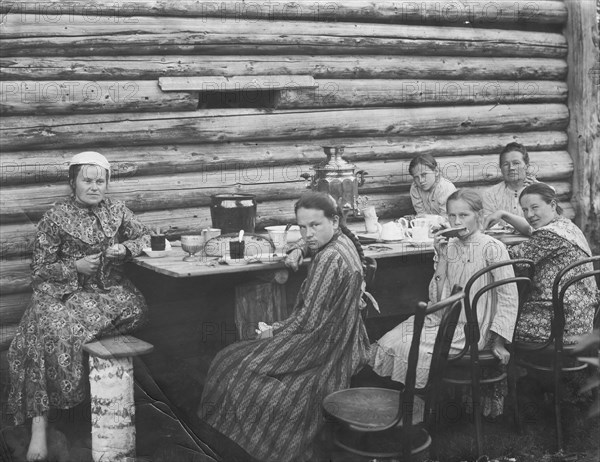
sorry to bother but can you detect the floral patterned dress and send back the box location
[7,197,150,425]
[509,216,598,344]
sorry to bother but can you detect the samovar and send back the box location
[300,146,367,216]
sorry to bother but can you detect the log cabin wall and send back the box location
[0,1,575,354]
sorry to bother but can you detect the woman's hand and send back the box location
[284,248,303,272]
[523,173,537,186]
[483,211,505,230]
[105,244,127,261]
[255,322,273,339]
[491,334,511,365]
[75,253,101,276]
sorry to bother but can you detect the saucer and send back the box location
[380,237,405,243]
[220,256,249,266]
[142,248,171,258]
[405,238,434,246]
[248,252,287,263]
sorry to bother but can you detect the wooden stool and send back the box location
[83,335,154,462]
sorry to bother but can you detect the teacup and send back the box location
[202,228,221,241]
[407,226,430,242]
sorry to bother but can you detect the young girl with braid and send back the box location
[198,191,370,462]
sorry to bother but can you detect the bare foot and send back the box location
[27,416,48,461]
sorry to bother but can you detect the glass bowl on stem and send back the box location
[181,234,204,261]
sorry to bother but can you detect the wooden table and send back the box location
[483,231,529,246]
[133,241,434,278]
[133,239,434,339]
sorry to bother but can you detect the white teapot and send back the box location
[378,219,410,241]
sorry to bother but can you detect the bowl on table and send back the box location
[264,225,302,246]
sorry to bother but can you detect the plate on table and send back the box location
[405,238,434,246]
[247,252,287,263]
[380,238,405,243]
[204,233,275,257]
[357,234,380,245]
[220,256,250,266]
[142,248,171,258]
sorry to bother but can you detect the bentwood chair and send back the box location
[441,259,534,458]
[323,286,464,460]
[514,255,600,452]
[360,256,380,322]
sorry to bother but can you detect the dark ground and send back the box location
[1,314,598,462]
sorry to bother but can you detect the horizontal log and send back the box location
[0,325,18,351]
[0,1,568,25]
[1,16,567,58]
[0,258,31,294]
[0,104,569,151]
[0,80,197,116]
[0,293,30,325]
[159,75,316,91]
[0,151,573,222]
[0,131,568,186]
[0,56,568,81]
[277,79,567,108]
[0,183,574,262]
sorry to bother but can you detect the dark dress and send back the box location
[7,197,150,425]
[198,231,370,462]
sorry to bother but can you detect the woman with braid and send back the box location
[198,191,370,462]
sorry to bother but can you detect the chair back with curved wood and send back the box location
[442,258,534,457]
[515,254,600,451]
[323,286,464,460]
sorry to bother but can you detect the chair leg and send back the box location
[507,359,521,433]
[471,379,484,458]
[554,365,563,452]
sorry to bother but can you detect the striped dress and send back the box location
[198,232,370,462]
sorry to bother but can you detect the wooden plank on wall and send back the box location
[0,293,31,325]
[0,80,197,115]
[0,1,568,26]
[158,75,317,91]
[0,258,31,294]
[0,131,568,186]
[0,56,568,81]
[0,104,569,151]
[277,79,567,108]
[564,0,600,254]
[0,325,18,351]
[0,151,573,223]
[0,15,567,58]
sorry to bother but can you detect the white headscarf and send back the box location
[69,151,111,180]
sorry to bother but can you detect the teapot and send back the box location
[378,219,410,241]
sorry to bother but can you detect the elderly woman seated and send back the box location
[7,152,150,461]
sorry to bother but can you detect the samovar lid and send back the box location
[315,146,356,172]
